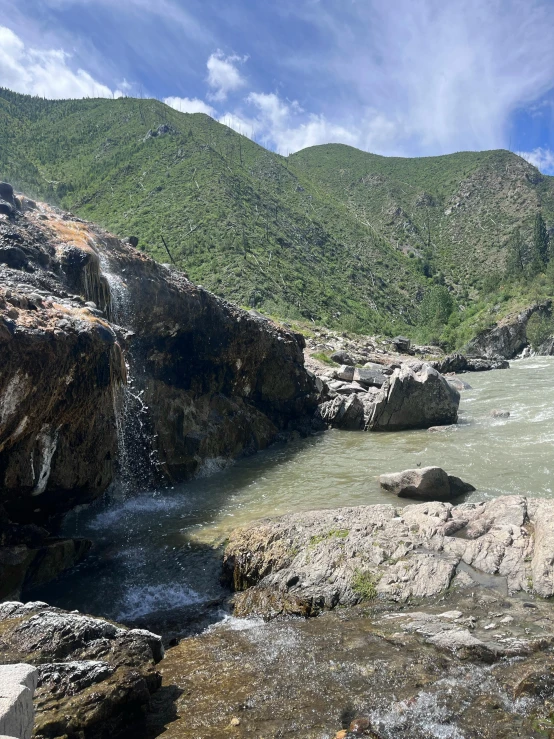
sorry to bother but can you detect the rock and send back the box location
[390,335,412,353]
[490,409,510,418]
[367,362,459,431]
[0,247,27,269]
[0,664,37,739]
[0,602,163,739]
[465,302,551,359]
[432,353,509,373]
[336,365,355,382]
[446,376,472,391]
[125,236,139,248]
[223,495,550,618]
[330,351,355,366]
[379,466,475,501]
[353,367,387,388]
[0,183,15,205]
[0,201,15,219]
[428,425,456,433]
[315,395,365,430]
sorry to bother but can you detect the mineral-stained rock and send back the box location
[0,192,319,557]
[379,466,475,501]
[0,601,163,739]
[223,495,550,618]
[366,362,459,431]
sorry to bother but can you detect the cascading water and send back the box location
[98,253,160,495]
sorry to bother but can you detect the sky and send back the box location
[1,0,554,171]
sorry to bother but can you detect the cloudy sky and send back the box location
[1,0,554,171]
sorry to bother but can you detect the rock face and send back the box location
[379,466,475,501]
[431,353,510,373]
[465,301,551,359]
[0,601,163,738]
[0,663,37,739]
[223,495,550,618]
[0,191,319,554]
[366,362,459,431]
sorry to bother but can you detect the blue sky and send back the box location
[1,0,554,171]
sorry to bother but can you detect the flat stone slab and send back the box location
[0,664,37,739]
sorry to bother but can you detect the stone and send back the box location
[125,236,139,248]
[353,367,386,388]
[0,183,15,205]
[0,602,163,739]
[446,376,472,391]
[390,335,412,353]
[223,495,549,618]
[367,362,460,431]
[315,395,365,430]
[0,201,15,219]
[379,466,475,501]
[0,247,27,270]
[330,350,355,366]
[336,365,355,382]
[0,664,37,739]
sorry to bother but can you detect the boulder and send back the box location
[330,350,354,366]
[353,367,386,388]
[390,335,412,353]
[379,466,475,501]
[335,365,355,382]
[0,602,163,739]
[367,362,460,431]
[0,183,15,205]
[315,395,365,430]
[446,376,472,391]
[0,664,37,739]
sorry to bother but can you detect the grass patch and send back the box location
[311,352,338,366]
[309,528,349,548]
[352,569,379,600]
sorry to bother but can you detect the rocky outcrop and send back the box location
[366,362,459,431]
[0,663,37,739]
[379,466,475,501]
[0,191,319,558]
[223,495,550,618]
[0,601,163,738]
[465,301,552,359]
[431,352,510,373]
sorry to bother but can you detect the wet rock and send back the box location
[379,466,475,501]
[366,362,459,431]
[446,376,472,391]
[490,409,510,418]
[0,601,163,739]
[331,350,355,366]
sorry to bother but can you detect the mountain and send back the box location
[1,88,553,345]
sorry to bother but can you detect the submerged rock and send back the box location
[379,466,475,501]
[0,601,163,738]
[366,362,459,431]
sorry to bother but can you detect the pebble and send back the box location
[230,717,241,727]
[350,717,371,734]
[484,623,497,630]
[499,615,514,625]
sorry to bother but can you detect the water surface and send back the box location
[34,358,554,623]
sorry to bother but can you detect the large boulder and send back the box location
[379,466,475,501]
[366,362,459,431]
[0,601,163,738]
[0,663,37,739]
[223,495,552,618]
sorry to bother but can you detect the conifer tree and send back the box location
[533,211,549,268]
[505,228,525,278]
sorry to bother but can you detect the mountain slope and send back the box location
[0,89,423,333]
[289,144,554,293]
[2,88,554,343]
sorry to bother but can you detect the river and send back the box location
[32,357,554,627]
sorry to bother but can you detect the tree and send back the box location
[532,211,549,269]
[505,228,525,278]
[419,285,454,328]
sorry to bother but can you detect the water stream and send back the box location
[31,358,554,625]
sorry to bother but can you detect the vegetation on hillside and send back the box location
[2,89,554,347]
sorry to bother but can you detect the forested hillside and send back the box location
[2,88,554,345]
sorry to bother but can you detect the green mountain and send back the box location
[1,88,554,345]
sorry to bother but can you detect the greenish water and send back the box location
[34,358,554,623]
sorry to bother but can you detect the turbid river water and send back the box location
[33,358,554,626]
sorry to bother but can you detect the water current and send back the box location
[33,357,554,626]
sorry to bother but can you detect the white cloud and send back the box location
[206,50,247,102]
[517,148,554,175]
[164,96,215,116]
[0,25,122,99]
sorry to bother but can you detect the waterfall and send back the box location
[99,254,161,496]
